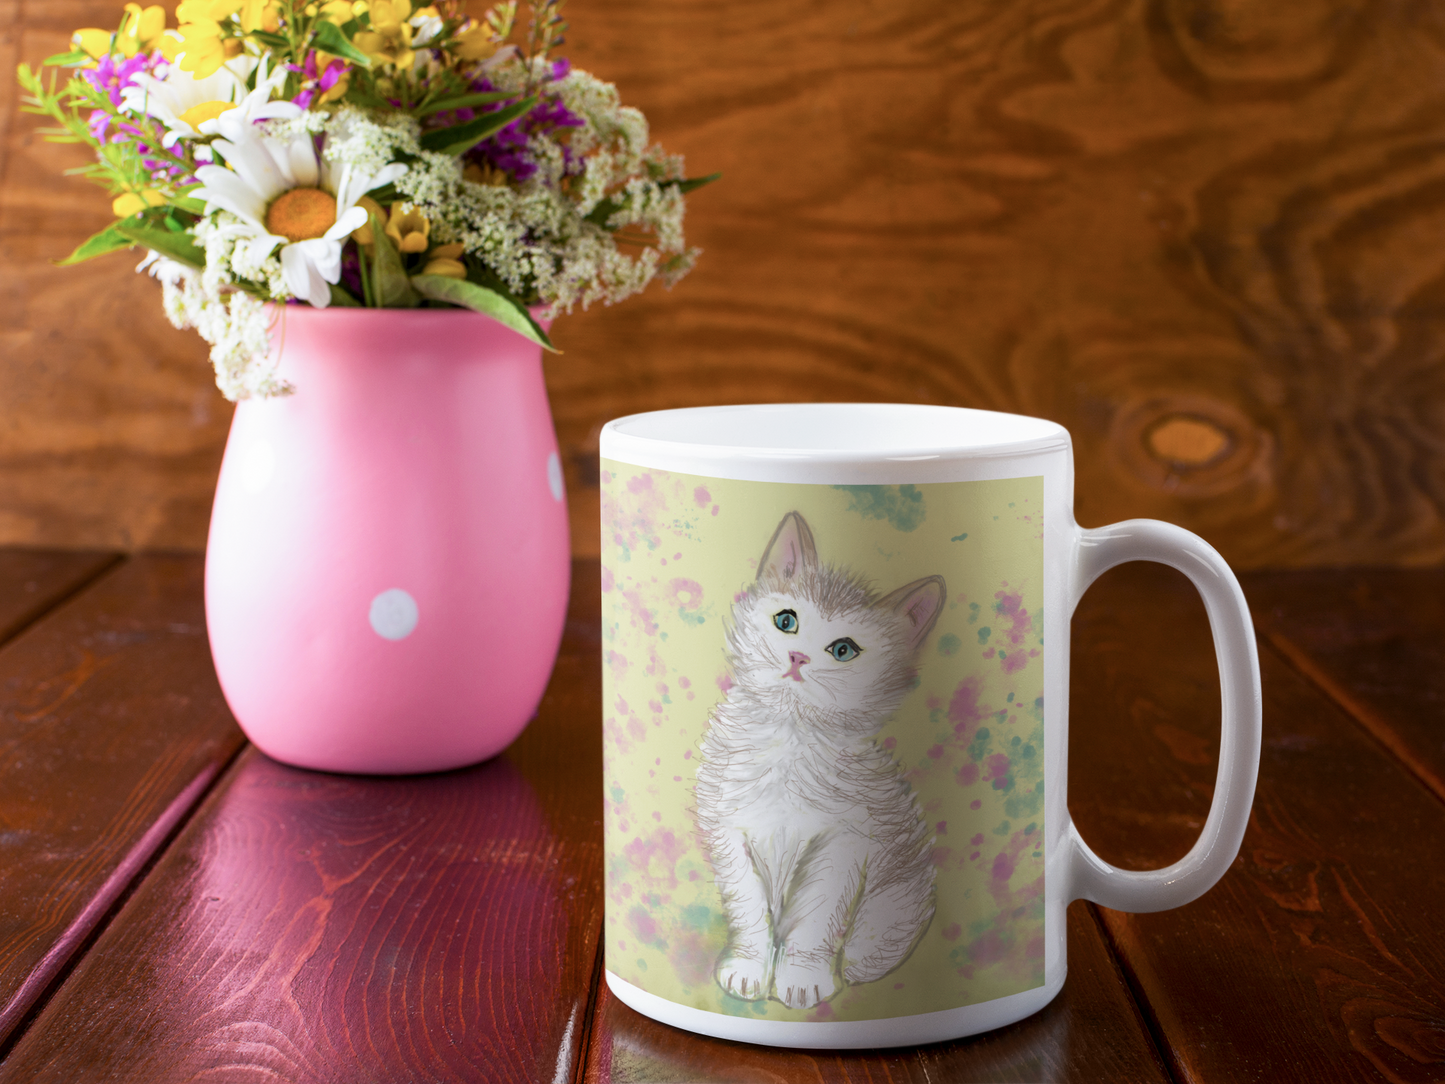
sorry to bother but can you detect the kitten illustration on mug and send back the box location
[693,511,945,1009]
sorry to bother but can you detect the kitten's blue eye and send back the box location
[826,637,862,661]
[773,609,799,634]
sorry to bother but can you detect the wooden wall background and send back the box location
[4,0,1445,565]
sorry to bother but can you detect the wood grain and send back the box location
[0,548,118,645]
[1070,562,1445,1083]
[582,903,1169,1084]
[0,555,244,1050]
[1245,569,1445,806]
[4,1,1445,563]
[0,560,606,1083]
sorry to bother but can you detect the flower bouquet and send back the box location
[16,1,716,774]
[17,0,714,398]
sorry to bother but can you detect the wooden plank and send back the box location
[1069,563,1445,1084]
[582,903,1170,1083]
[1245,569,1445,804]
[0,562,606,1083]
[0,548,118,645]
[7,2,1445,565]
[0,555,244,1051]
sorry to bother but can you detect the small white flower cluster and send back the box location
[149,256,289,399]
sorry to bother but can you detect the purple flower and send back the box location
[456,67,586,182]
[82,52,150,107]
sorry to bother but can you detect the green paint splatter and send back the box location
[636,958,648,971]
[977,627,991,645]
[678,609,707,626]
[832,484,927,532]
[610,785,625,803]
[937,633,961,657]
[968,602,980,624]
[951,532,969,542]
[993,820,1012,836]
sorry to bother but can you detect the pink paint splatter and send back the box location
[882,736,897,751]
[621,589,658,637]
[623,828,690,889]
[711,505,719,516]
[627,905,658,944]
[605,650,628,679]
[983,753,1011,783]
[948,675,991,743]
[942,923,961,941]
[627,474,654,494]
[601,566,614,593]
[970,799,982,810]
[927,744,944,761]
[716,673,733,694]
[971,833,984,846]
[935,820,948,835]
[693,486,711,506]
[669,929,714,986]
[669,578,704,610]
[956,762,979,785]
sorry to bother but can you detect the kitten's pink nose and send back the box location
[783,651,810,682]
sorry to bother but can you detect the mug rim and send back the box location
[601,403,1071,481]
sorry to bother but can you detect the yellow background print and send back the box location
[601,464,1046,1023]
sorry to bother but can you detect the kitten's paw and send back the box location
[773,956,837,1009]
[715,954,770,1001]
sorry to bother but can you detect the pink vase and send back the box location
[205,306,571,774]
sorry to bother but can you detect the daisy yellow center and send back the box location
[176,100,233,131]
[265,188,337,243]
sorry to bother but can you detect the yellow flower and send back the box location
[421,257,466,278]
[112,189,166,217]
[369,0,412,30]
[239,0,281,33]
[176,0,244,21]
[349,195,387,245]
[355,2,415,69]
[122,4,167,46]
[450,25,497,62]
[314,0,356,23]
[176,19,243,78]
[421,241,465,278]
[385,204,430,253]
[72,29,114,60]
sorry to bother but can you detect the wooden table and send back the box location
[0,550,1439,1082]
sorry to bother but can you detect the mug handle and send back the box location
[1065,519,1263,912]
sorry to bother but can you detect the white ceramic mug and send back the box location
[598,403,1260,1048]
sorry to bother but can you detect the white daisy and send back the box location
[193,126,407,307]
[120,55,256,147]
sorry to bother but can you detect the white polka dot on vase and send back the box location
[239,439,276,494]
[546,450,565,502]
[369,589,419,641]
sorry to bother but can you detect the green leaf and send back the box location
[113,222,205,269]
[248,29,290,50]
[42,50,92,67]
[328,283,362,307]
[410,275,557,352]
[312,19,373,69]
[369,214,418,307]
[171,195,208,216]
[57,224,134,266]
[418,96,537,156]
[672,172,722,196]
[415,90,514,117]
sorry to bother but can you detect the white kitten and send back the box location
[694,511,943,1009]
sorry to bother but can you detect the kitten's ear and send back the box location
[757,512,818,584]
[880,575,947,650]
